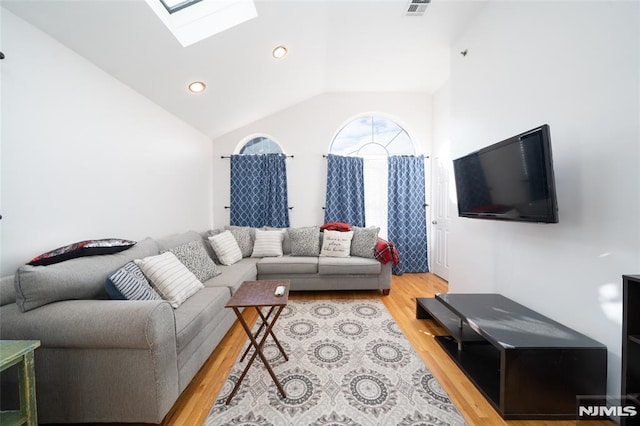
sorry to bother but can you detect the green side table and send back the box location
[0,340,40,426]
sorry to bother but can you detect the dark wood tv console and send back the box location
[416,293,607,419]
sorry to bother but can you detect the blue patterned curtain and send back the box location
[230,154,290,228]
[388,155,428,274]
[324,154,365,226]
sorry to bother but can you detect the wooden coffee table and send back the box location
[224,280,290,404]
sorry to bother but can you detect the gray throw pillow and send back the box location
[288,227,321,256]
[350,226,380,258]
[224,226,254,258]
[166,240,221,282]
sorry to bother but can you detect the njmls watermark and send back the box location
[577,395,639,424]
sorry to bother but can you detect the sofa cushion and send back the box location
[203,258,258,294]
[202,229,223,263]
[257,256,318,275]
[288,227,320,256]
[135,252,204,308]
[318,256,381,275]
[320,230,353,258]
[350,226,380,258]
[166,240,220,282]
[155,230,202,251]
[208,231,242,265]
[14,237,160,312]
[105,261,162,301]
[251,229,284,258]
[174,286,230,358]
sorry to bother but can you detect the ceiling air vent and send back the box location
[405,0,430,16]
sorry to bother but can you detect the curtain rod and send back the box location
[221,155,294,159]
[225,206,294,210]
[322,154,429,159]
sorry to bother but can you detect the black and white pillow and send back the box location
[105,261,162,301]
[350,226,380,258]
[166,240,221,282]
[224,226,254,258]
[288,227,320,256]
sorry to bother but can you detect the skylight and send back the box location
[146,0,257,47]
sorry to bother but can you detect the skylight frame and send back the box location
[145,0,257,47]
[159,0,203,14]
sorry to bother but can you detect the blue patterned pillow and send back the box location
[105,261,162,301]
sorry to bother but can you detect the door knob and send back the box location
[431,220,437,225]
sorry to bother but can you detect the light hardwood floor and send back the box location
[158,273,613,426]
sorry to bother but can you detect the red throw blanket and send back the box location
[374,238,400,266]
[320,222,351,232]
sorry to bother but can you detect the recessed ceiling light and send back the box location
[272,45,288,59]
[188,81,206,93]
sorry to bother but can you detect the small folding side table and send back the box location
[224,280,290,404]
[0,340,40,426]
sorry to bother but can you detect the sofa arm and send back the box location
[0,299,180,423]
[0,299,175,350]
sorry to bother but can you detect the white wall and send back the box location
[0,10,214,275]
[444,1,639,396]
[210,92,432,229]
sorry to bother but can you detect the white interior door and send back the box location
[431,156,454,281]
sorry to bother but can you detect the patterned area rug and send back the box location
[207,299,466,426]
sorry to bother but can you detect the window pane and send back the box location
[330,115,414,157]
[387,132,414,155]
[239,137,283,155]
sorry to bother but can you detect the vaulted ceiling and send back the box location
[2,0,485,139]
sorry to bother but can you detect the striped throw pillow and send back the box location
[105,261,162,301]
[208,231,242,265]
[135,252,204,308]
[251,229,284,258]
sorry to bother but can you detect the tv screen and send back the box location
[452,124,559,223]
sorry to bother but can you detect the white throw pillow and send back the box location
[134,252,203,308]
[320,230,354,258]
[251,229,284,258]
[208,231,243,265]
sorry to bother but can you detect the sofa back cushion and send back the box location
[156,230,203,252]
[14,237,160,312]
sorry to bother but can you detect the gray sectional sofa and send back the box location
[0,227,391,424]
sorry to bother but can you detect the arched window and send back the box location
[230,135,289,227]
[238,136,283,155]
[330,116,415,157]
[325,115,424,261]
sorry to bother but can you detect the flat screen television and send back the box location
[452,124,559,223]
